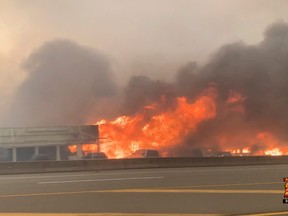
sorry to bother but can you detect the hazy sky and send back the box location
[0,0,288,104]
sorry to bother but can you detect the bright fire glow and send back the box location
[265,148,282,156]
[242,148,250,154]
[97,87,217,158]
[67,87,288,159]
[68,144,98,155]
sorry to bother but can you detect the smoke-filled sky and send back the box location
[0,0,288,127]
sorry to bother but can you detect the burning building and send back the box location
[92,21,288,158]
[6,21,288,159]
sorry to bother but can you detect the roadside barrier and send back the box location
[0,156,287,174]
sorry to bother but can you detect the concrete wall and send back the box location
[0,156,288,174]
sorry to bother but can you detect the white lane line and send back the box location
[38,176,164,184]
[0,172,165,181]
[1,165,288,181]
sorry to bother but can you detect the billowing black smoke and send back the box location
[5,39,118,126]
[186,21,288,142]
[121,21,288,155]
[5,21,288,156]
[121,75,175,115]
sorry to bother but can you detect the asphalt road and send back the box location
[0,164,288,215]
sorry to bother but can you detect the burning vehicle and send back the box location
[128,149,160,158]
[83,152,108,160]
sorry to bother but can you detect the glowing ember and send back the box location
[242,148,250,154]
[68,144,98,155]
[67,145,76,153]
[265,148,282,156]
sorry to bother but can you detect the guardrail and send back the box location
[0,156,288,174]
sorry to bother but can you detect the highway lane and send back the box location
[0,164,287,215]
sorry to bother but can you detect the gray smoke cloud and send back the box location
[175,21,288,155]
[5,39,118,126]
[121,21,288,156]
[4,21,288,156]
[193,21,288,139]
[120,75,175,115]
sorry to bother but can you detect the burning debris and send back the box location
[97,85,217,158]
[93,21,288,158]
[7,21,288,158]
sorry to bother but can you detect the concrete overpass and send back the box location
[0,125,99,162]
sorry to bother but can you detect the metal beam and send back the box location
[0,125,99,148]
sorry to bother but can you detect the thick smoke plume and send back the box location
[121,21,288,155]
[5,21,288,156]
[178,21,288,145]
[5,39,118,126]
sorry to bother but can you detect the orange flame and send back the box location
[67,86,288,158]
[97,86,217,158]
[225,132,288,156]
